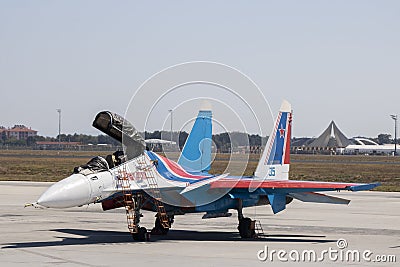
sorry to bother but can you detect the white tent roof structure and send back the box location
[308,121,352,148]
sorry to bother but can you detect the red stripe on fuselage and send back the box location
[157,154,208,179]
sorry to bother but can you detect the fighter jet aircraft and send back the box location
[33,100,379,241]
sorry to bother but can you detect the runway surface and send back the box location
[0,181,399,266]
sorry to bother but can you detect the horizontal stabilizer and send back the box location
[289,192,350,205]
[349,183,380,192]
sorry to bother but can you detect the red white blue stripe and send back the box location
[145,151,212,184]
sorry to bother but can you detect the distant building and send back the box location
[308,121,352,148]
[34,141,119,151]
[339,138,397,155]
[35,141,81,150]
[0,125,38,140]
[0,127,6,141]
[291,121,352,154]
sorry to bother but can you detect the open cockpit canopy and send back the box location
[92,111,145,159]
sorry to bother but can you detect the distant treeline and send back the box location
[1,131,396,149]
[144,131,266,150]
[0,134,120,147]
[0,130,266,149]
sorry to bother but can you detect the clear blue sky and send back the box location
[1,1,399,138]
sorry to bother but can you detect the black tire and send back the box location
[151,217,169,235]
[132,227,147,241]
[238,218,255,238]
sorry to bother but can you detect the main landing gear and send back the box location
[151,215,174,235]
[238,217,256,238]
[237,199,256,239]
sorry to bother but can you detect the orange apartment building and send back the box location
[0,125,38,140]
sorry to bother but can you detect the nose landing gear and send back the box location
[132,226,150,241]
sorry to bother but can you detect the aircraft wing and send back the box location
[210,179,379,192]
[209,179,379,214]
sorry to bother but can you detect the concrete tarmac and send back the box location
[0,181,399,266]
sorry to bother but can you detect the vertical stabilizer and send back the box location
[178,110,212,173]
[254,100,292,180]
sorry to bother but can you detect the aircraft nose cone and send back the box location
[37,174,91,208]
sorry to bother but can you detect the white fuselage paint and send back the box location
[37,154,190,208]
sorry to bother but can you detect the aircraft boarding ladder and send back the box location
[135,155,170,229]
[254,220,265,238]
[117,165,140,234]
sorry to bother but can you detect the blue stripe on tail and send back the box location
[267,112,288,165]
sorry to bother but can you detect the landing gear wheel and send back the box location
[132,227,148,241]
[151,217,169,235]
[238,217,255,238]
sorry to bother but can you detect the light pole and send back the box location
[391,114,397,156]
[168,109,173,145]
[56,109,61,150]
